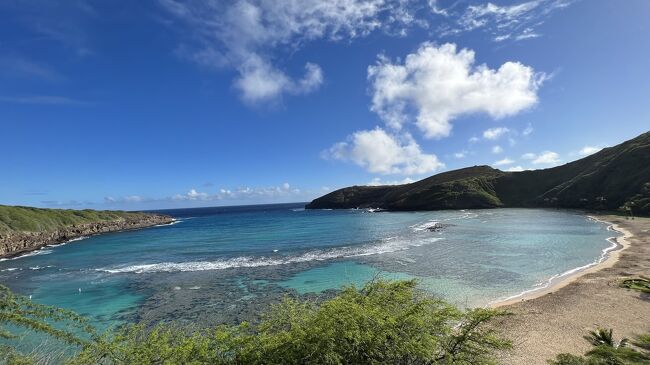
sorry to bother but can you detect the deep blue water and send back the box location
[0,204,617,330]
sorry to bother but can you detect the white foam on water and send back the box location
[155,219,182,227]
[0,248,53,262]
[410,220,440,231]
[47,236,88,248]
[1,235,89,262]
[99,236,443,274]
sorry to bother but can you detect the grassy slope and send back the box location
[0,205,152,234]
[307,131,650,214]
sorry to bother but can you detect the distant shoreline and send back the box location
[491,215,630,308]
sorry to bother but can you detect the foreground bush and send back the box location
[1,280,510,364]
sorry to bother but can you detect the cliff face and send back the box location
[0,212,172,259]
[307,131,650,215]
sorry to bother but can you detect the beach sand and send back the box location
[493,215,650,363]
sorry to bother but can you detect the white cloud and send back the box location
[579,146,603,156]
[324,128,444,175]
[493,157,514,166]
[454,151,467,159]
[468,136,480,143]
[235,58,323,103]
[367,177,415,186]
[102,182,318,207]
[171,183,303,202]
[521,152,536,160]
[444,0,574,42]
[506,165,525,172]
[368,43,544,139]
[483,127,510,140]
[522,123,533,136]
[161,0,420,103]
[532,151,560,165]
[173,189,209,201]
[492,145,504,154]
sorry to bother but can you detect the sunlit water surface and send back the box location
[1,204,617,332]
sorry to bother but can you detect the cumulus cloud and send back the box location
[368,43,544,139]
[235,58,323,103]
[454,151,467,159]
[173,189,209,201]
[506,165,525,172]
[493,157,514,166]
[367,177,415,186]
[531,151,561,165]
[521,152,536,160]
[172,183,303,202]
[441,0,575,42]
[483,127,510,140]
[492,145,504,154]
[161,0,420,103]
[324,128,444,175]
[520,151,561,165]
[579,146,603,156]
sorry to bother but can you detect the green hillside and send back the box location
[307,131,650,215]
[0,205,156,234]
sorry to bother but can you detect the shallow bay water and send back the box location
[0,204,617,329]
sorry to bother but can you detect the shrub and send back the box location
[0,280,511,364]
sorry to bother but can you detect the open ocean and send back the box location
[0,204,617,330]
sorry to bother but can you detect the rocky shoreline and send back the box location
[0,213,173,259]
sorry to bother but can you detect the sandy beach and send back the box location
[494,215,650,363]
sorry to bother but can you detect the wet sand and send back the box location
[494,215,650,363]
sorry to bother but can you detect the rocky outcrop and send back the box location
[0,214,173,259]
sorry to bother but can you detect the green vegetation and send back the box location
[307,131,650,215]
[548,328,650,364]
[0,285,97,365]
[0,280,511,364]
[0,205,152,234]
[620,277,650,294]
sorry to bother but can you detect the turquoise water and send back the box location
[0,204,617,329]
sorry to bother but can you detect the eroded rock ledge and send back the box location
[0,214,173,259]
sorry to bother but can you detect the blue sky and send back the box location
[2,0,649,210]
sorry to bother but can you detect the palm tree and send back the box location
[584,328,629,349]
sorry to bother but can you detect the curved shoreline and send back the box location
[491,215,631,308]
[492,214,649,364]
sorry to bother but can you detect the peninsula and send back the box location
[307,131,650,215]
[0,205,172,259]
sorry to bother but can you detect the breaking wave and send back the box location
[410,220,441,231]
[0,248,53,262]
[99,236,443,274]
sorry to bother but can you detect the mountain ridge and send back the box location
[306,131,650,215]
